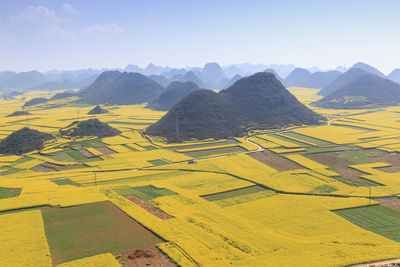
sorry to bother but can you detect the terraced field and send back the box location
[42,201,164,265]
[0,89,400,266]
[333,205,400,242]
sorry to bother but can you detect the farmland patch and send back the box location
[50,178,79,186]
[182,146,247,159]
[124,195,174,220]
[114,185,176,201]
[41,201,164,265]
[333,205,400,242]
[249,151,304,171]
[201,185,269,202]
[0,187,21,199]
[305,152,380,186]
[375,197,400,212]
[334,149,386,164]
[280,131,335,147]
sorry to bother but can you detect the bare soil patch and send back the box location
[115,246,177,267]
[38,162,85,171]
[31,164,57,172]
[95,147,116,155]
[351,257,400,266]
[305,153,368,182]
[373,152,400,173]
[79,149,95,158]
[248,151,304,171]
[375,197,400,212]
[125,195,174,220]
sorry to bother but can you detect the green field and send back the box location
[50,178,79,186]
[281,132,335,147]
[67,150,86,161]
[71,138,106,148]
[0,187,22,199]
[334,149,385,164]
[47,150,79,162]
[309,184,337,194]
[333,205,400,242]
[184,146,247,159]
[148,159,169,166]
[201,185,267,201]
[166,140,237,150]
[41,201,163,265]
[142,145,157,150]
[121,144,138,151]
[114,185,176,201]
[305,147,334,153]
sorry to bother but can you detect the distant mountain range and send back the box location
[315,73,400,109]
[349,62,385,77]
[0,69,100,91]
[1,61,398,94]
[284,68,313,87]
[147,81,200,111]
[146,72,324,142]
[318,68,371,96]
[80,71,164,105]
[388,69,400,84]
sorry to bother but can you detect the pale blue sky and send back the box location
[1,0,399,73]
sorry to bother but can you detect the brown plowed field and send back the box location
[375,197,400,212]
[125,195,174,220]
[249,151,304,171]
[305,153,366,182]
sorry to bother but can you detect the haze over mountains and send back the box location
[315,73,400,109]
[3,61,400,113]
[0,69,100,91]
[80,71,164,105]
[1,61,399,95]
[147,81,200,111]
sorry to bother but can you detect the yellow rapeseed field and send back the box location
[0,89,399,266]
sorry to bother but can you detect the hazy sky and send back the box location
[1,0,399,73]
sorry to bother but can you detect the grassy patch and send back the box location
[166,140,236,150]
[333,205,400,242]
[309,184,337,194]
[332,176,380,187]
[282,132,335,147]
[41,201,163,265]
[0,167,22,176]
[306,147,334,153]
[334,149,385,164]
[0,187,22,199]
[270,134,311,147]
[71,138,106,148]
[50,178,79,186]
[12,156,33,166]
[202,185,267,201]
[114,185,176,201]
[184,146,247,159]
[215,190,276,207]
[47,151,78,162]
[68,150,86,161]
[142,145,157,150]
[148,159,169,166]
[121,144,137,151]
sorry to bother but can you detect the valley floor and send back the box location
[1,88,400,266]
